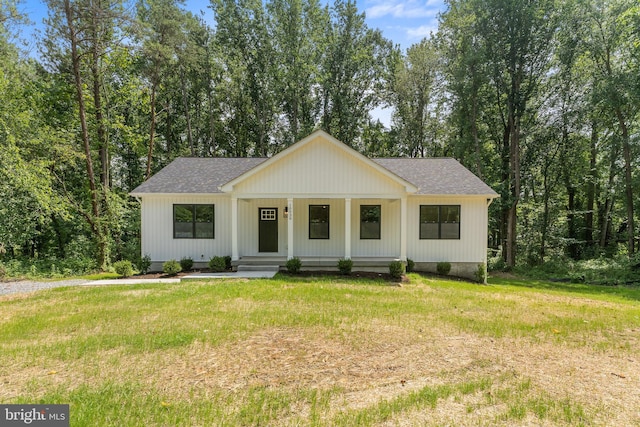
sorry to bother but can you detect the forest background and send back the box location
[0,0,639,281]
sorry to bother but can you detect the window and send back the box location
[173,204,214,239]
[420,205,460,239]
[309,205,329,239]
[360,205,381,239]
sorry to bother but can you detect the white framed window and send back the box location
[261,209,277,221]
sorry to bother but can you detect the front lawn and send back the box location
[1,274,639,426]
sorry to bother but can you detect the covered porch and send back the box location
[229,196,408,267]
[231,255,402,273]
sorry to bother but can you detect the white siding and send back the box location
[406,196,488,264]
[237,199,289,257]
[351,199,400,257]
[141,195,231,262]
[233,137,405,196]
[293,199,345,257]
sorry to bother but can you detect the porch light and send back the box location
[284,206,289,218]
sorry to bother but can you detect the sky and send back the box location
[15,0,447,126]
[17,0,446,53]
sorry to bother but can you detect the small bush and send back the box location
[337,258,353,275]
[139,254,151,274]
[163,260,182,276]
[437,261,451,275]
[475,263,487,283]
[114,260,134,278]
[0,263,6,279]
[224,255,232,270]
[389,260,405,279]
[209,256,226,272]
[286,257,302,274]
[406,258,415,273]
[180,257,194,271]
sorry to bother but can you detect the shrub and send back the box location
[437,261,451,275]
[0,263,6,279]
[406,258,415,273]
[286,257,302,274]
[337,258,353,275]
[163,260,182,276]
[114,260,134,278]
[224,255,232,270]
[209,256,226,272]
[180,257,194,271]
[389,260,405,279]
[139,254,152,274]
[475,263,487,283]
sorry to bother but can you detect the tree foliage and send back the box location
[0,0,638,274]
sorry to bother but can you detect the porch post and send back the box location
[231,197,239,261]
[287,198,294,259]
[400,197,407,261]
[344,198,351,259]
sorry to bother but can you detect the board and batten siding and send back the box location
[141,195,232,263]
[232,137,406,197]
[406,196,489,264]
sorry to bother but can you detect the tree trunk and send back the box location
[615,107,635,254]
[585,122,597,247]
[145,80,157,180]
[181,69,195,156]
[64,0,106,269]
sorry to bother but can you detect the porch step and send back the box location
[236,264,280,272]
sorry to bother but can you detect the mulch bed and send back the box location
[127,269,406,283]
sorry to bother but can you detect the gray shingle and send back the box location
[373,158,498,195]
[130,157,267,194]
[131,156,497,196]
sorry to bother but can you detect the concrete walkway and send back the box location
[0,271,279,296]
[80,270,278,286]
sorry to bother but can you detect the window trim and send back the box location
[419,205,460,240]
[360,204,381,240]
[309,204,330,239]
[173,204,215,239]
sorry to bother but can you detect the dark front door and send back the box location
[259,208,278,252]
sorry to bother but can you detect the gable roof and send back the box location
[130,157,267,195]
[130,131,498,197]
[218,130,418,193]
[373,158,497,196]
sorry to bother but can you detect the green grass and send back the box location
[1,273,639,425]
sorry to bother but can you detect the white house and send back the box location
[131,130,498,280]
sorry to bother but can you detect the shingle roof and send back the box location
[131,156,497,196]
[372,158,497,195]
[130,157,267,194]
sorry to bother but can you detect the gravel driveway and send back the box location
[0,279,92,296]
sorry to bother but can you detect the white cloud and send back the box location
[406,23,438,39]
[365,0,440,19]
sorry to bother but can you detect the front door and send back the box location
[259,208,278,252]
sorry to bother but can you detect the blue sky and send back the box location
[17,0,446,53]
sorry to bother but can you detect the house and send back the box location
[130,130,498,281]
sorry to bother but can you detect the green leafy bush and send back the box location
[180,257,194,271]
[437,261,451,275]
[389,260,404,279]
[337,258,353,275]
[163,260,182,276]
[208,256,226,272]
[114,260,134,278]
[286,257,302,274]
[139,254,151,274]
[406,258,415,273]
[475,263,487,283]
[224,255,232,270]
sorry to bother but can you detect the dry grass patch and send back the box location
[1,276,639,425]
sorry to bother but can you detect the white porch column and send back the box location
[231,197,239,261]
[400,197,407,261]
[344,198,352,259]
[287,198,294,260]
